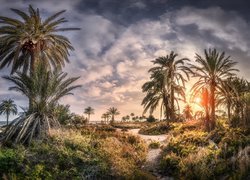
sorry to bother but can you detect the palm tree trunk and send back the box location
[170,85,175,121]
[6,112,9,126]
[227,102,231,125]
[210,82,216,130]
[88,114,90,123]
[29,50,39,111]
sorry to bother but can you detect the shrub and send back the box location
[159,153,180,176]
[149,141,160,149]
[139,122,171,135]
[146,115,156,123]
[0,129,147,179]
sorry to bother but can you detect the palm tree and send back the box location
[84,107,94,123]
[217,78,238,124]
[183,104,193,121]
[0,5,79,75]
[101,113,110,124]
[190,49,238,130]
[0,99,18,125]
[142,69,170,120]
[150,51,190,120]
[2,64,81,144]
[0,6,79,111]
[107,107,120,123]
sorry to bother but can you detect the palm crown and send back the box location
[0,5,79,75]
[190,49,238,130]
[0,99,18,125]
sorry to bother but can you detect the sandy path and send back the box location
[124,129,172,179]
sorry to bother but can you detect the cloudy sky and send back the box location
[1,0,250,121]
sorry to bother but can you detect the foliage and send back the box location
[149,141,160,149]
[0,128,147,179]
[146,115,156,123]
[2,65,81,144]
[190,48,238,130]
[84,106,94,122]
[52,104,72,125]
[139,122,171,135]
[107,107,120,123]
[112,122,142,129]
[0,99,18,125]
[159,121,250,179]
[0,5,79,75]
[69,114,88,127]
[142,51,190,121]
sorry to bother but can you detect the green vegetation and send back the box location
[159,121,250,179]
[84,106,95,122]
[0,128,148,179]
[142,51,189,121]
[139,122,172,135]
[112,122,142,129]
[0,99,17,125]
[149,141,161,149]
[0,4,249,180]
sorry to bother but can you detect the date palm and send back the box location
[107,107,120,123]
[101,113,110,124]
[0,99,18,126]
[84,106,94,123]
[217,78,238,124]
[0,5,79,75]
[142,69,170,120]
[2,64,81,144]
[190,49,238,130]
[150,51,190,120]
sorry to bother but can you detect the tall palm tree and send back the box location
[142,69,170,120]
[142,52,188,121]
[0,5,79,75]
[107,107,120,123]
[190,49,238,130]
[0,99,18,125]
[149,51,190,120]
[0,5,79,111]
[217,78,238,124]
[84,107,94,123]
[2,64,81,144]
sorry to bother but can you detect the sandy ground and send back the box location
[125,129,173,180]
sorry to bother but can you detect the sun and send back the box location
[194,97,201,104]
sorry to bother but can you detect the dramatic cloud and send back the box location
[0,0,250,121]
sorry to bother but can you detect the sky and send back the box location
[0,0,250,121]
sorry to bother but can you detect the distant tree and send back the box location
[107,107,120,123]
[53,104,72,125]
[146,115,156,123]
[84,106,94,123]
[101,113,110,124]
[122,116,126,122]
[126,115,130,121]
[0,99,18,125]
[183,104,193,121]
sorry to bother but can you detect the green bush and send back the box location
[146,115,156,123]
[0,129,147,179]
[149,141,160,149]
[139,122,171,135]
[158,123,250,179]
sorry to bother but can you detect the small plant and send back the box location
[149,141,160,149]
[146,115,156,123]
